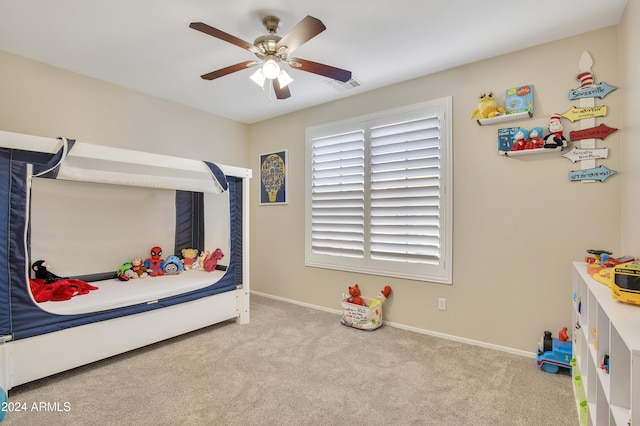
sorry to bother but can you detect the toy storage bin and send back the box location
[341,297,383,331]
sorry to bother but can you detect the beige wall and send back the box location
[620,0,640,254]
[0,51,249,166]
[249,26,623,353]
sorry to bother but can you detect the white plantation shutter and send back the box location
[370,116,441,265]
[306,98,452,283]
[310,130,365,258]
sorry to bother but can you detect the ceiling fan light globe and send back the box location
[262,59,281,79]
[250,68,266,87]
[277,70,293,88]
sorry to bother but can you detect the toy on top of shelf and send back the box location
[543,114,568,149]
[592,267,614,287]
[537,330,573,374]
[611,262,640,306]
[469,92,505,120]
[144,246,165,277]
[509,128,528,152]
[586,249,613,263]
[524,127,545,150]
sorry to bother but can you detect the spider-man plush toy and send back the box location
[143,246,165,277]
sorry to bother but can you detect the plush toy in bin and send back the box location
[345,284,365,306]
[341,285,392,331]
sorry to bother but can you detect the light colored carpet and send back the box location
[3,295,577,425]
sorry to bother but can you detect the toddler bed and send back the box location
[0,130,251,391]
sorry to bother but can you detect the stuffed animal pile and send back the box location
[344,284,392,307]
[116,246,226,281]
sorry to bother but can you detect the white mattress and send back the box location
[35,269,226,315]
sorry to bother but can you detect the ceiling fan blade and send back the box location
[276,16,326,55]
[190,22,260,54]
[273,79,291,99]
[201,60,258,80]
[289,58,352,82]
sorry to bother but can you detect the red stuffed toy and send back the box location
[346,284,365,306]
[30,260,98,302]
[202,248,224,272]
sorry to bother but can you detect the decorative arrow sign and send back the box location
[569,165,617,182]
[569,123,618,141]
[569,82,617,100]
[561,105,607,122]
[562,147,609,163]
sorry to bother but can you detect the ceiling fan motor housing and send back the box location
[262,16,281,34]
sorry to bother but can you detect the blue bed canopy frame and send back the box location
[0,130,251,392]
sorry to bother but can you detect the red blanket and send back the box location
[29,278,99,303]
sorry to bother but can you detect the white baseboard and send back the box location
[251,290,536,359]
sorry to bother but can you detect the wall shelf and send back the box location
[476,111,533,126]
[499,146,564,157]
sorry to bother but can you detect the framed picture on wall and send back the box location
[259,150,287,205]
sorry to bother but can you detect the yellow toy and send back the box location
[469,92,505,120]
[181,248,199,270]
[611,262,640,305]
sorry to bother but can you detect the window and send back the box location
[305,97,452,283]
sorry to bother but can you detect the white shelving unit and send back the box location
[572,262,640,425]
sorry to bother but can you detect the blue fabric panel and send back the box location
[203,161,228,192]
[8,161,30,339]
[0,150,11,336]
[174,191,204,256]
[228,176,243,286]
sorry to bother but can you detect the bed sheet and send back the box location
[35,269,226,315]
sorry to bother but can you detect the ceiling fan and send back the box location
[189,15,352,99]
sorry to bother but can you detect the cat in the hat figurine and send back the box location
[543,114,568,149]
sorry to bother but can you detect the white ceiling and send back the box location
[0,0,628,124]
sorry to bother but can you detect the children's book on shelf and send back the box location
[505,85,534,115]
[498,127,519,152]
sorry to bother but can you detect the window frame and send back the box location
[305,97,453,284]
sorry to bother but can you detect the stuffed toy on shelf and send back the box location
[469,92,506,120]
[543,114,568,149]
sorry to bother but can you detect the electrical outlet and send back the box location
[438,298,446,311]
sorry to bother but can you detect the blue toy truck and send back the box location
[536,331,572,374]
